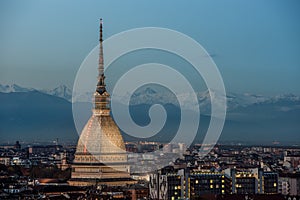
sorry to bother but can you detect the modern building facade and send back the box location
[150,167,279,199]
[225,168,278,194]
[279,174,300,196]
[150,167,231,200]
[189,171,231,198]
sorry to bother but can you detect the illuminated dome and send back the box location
[75,109,127,162]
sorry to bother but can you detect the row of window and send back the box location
[75,156,126,162]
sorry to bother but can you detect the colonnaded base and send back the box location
[69,163,137,186]
[68,178,137,187]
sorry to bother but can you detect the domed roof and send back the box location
[76,114,126,155]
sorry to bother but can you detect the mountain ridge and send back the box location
[1,83,299,114]
[0,83,299,144]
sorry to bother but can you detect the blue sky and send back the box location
[0,0,299,95]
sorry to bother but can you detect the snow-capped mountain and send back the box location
[40,85,72,102]
[0,84,72,102]
[110,86,300,114]
[0,84,35,93]
[1,84,299,143]
[267,93,300,103]
[1,83,300,113]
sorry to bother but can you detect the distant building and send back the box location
[263,172,278,194]
[150,167,231,199]
[125,184,149,200]
[57,151,70,170]
[284,155,300,169]
[189,171,231,198]
[150,166,183,200]
[10,157,31,166]
[0,157,10,165]
[166,170,185,200]
[14,141,21,150]
[279,173,300,196]
[279,177,290,195]
[224,168,278,194]
[225,168,257,194]
[28,145,62,155]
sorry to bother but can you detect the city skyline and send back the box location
[1,2,300,198]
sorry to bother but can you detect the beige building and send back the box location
[0,157,10,166]
[69,19,135,186]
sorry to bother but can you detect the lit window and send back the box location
[222,190,225,194]
[195,180,198,184]
[210,180,213,183]
[222,180,225,183]
[274,183,277,187]
[210,185,213,189]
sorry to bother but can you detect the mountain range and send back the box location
[0,83,299,145]
[0,84,72,102]
[2,83,298,114]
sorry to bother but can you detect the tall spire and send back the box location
[94,18,110,116]
[99,18,104,75]
[96,18,106,95]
